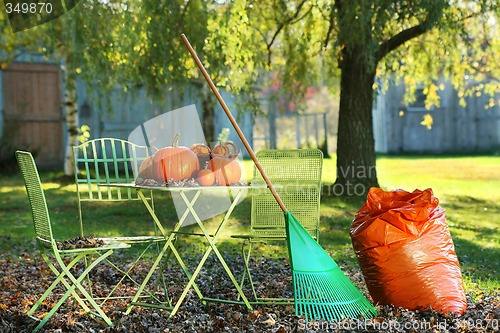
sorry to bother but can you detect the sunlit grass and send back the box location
[2,154,499,295]
[244,154,500,293]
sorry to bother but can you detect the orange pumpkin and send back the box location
[138,146,158,179]
[190,143,212,168]
[212,141,239,159]
[208,156,241,186]
[197,169,215,186]
[153,134,199,182]
[138,156,154,179]
[190,143,211,156]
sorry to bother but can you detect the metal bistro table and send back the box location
[102,182,266,317]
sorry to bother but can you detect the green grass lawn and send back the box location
[1,154,499,298]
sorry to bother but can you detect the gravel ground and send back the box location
[1,251,498,333]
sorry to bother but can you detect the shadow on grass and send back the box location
[318,194,365,243]
[443,195,498,244]
[4,169,497,290]
[453,237,500,285]
[442,195,499,287]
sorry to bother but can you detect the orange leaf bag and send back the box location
[350,188,467,315]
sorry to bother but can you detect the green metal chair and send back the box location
[72,138,164,243]
[232,148,323,304]
[16,151,130,332]
[72,138,171,308]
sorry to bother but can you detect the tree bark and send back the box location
[63,66,79,176]
[334,48,379,196]
[201,85,215,144]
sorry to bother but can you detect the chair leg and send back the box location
[31,250,116,332]
[57,251,117,326]
[245,242,259,301]
[30,255,94,318]
[238,240,249,299]
[238,240,294,305]
[32,263,92,332]
[100,241,174,308]
[28,254,93,317]
[125,241,172,315]
[100,243,156,304]
[149,238,176,307]
[238,240,259,302]
[77,206,94,299]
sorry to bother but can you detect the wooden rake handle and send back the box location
[180,33,287,213]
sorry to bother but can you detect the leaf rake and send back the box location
[181,33,378,322]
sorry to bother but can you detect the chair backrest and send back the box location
[251,149,323,240]
[73,138,151,202]
[72,138,154,235]
[16,151,54,247]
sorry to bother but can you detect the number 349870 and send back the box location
[5,2,53,14]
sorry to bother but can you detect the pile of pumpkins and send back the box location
[138,133,242,186]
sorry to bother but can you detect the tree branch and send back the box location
[266,0,308,65]
[377,4,445,62]
[376,23,430,62]
[323,7,335,48]
[376,1,497,63]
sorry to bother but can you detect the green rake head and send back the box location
[285,211,378,322]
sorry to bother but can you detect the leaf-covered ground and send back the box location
[1,249,499,333]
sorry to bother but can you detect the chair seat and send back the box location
[58,240,131,254]
[101,235,165,244]
[232,233,286,240]
[232,229,318,240]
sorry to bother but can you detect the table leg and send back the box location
[136,191,167,237]
[169,189,252,317]
[126,190,205,314]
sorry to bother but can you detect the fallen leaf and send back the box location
[262,314,276,326]
[247,310,260,321]
[276,326,287,333]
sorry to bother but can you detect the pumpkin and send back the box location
[190,143,212,168]
[152,134,200,182]
[197,169,215,186]
[138,146,158,179]
[138,156,154,179]
[212,141,239,159]
[190,143,211,156]
[208,156,241,186]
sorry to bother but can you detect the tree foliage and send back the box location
[218,0,499,108]
[1,0,498,190]
[2,0,498,112]
[205,0,499,191]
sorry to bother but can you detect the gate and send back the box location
[2,62,63,169]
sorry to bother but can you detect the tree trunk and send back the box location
[63,66,79,176]
[201,85,215,144]
[334,49,379,196]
